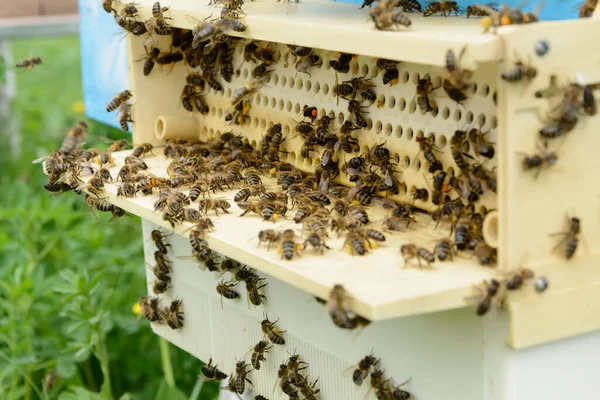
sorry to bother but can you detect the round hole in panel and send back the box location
[322,83,330,94]
[438,135,447,148]
[209,128,214,137]
[210,106,216,116]
[366,118,373,130]
[465,111,474,124]
[294,103,301,114]
[254,96,262,106]
[242,69,249,79]
[287,151,296,162]
[388,96,396,108]
[283,125,291,135]
[262,95,269,106]
[226,88,232,97]
[288,77,295,88]
[201,127,208,136]
[250,140,257,147]
[361,145,370,155]
[478,113,486,127]
[414,159,422,170]
[360,64,369,76]
[482,84,490,96]
[278,99,284,110]
[400,182,407,194]
[431,107,439,118]
[454,109,462,122]
[384,123,392,136]
[281,76,287,86]
[403,156,411,167]
[378,94,386,107]
[270,97,276,109]
[305,80,312,92]
[324,58,331,70]
[426,132,435,142]
[319,108,326,117]
[272,74,279,85]
[375,120,383,134]
[217,108,223,118]
[296,79,303,90]
[252,117,259,128]
[286,101,293,112]
[401,71,409,83]
[408,100,417,114]
[398,97,406,111]
[408,185,416,194]
[313,81,321,93]
[416,130,424,140]
[411,72,420,84]
[490,115,498,129]
[351,62,359,76]
[312,157,321,166]
[395,125,403,138]
[406,127,414,140]
[338,112,345,124]
[260,119,267,129]
[442,106,450,119]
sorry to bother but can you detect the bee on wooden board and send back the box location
[137,47,160,76]
[277,229,302,260]
[345,353,380,387]
[201,358,228,381]
[246,277,267,306]
[468,128,495,159]
[400,243,435,269]
[327,284,367,330]
[370,0,412,30]
[330,52,354,73]
[550,213,582,260]
[423,0,462,17]
[16,56,42,70]
[261,313,286,345]
[138,296,162,322]
[466,279,502,316]
[501,54,537,83]
[250,340,272,370]
[416,73,439,114]
[475,2,543,33]
[216,280,240,308]
[434,238,456,261]
[518,146,558,178]
[466,2,498,17]
[257,229,280,250]
[231,78,266,106]
[295,54,322,77]
[161,299,184,329]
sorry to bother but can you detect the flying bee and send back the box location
[518,146,558,178]
[445,47,473,90]
[550,213,581,260]
[501,55,537,82]
[295,54,322,77]
[400,244,435,269]
[346,353,380,387]
[370,0,412,31]
[201,358,228,381]
[434,238,455,261]
[117,102,133,131]
[16,56,42,70]
[231,78,266,106]
[216,280,240,308]
[466,278,502,316]
[423,0,461,16]
[250,340,272,370]
[198,198,231,215]
[261,313,286,345]
[277,229,302,260]
[416,73,439,114]
[330,52,353,73]
[468,128,495,159]
[328,284,362,329]
[161,299,184,329]
[59,121,88,155]
[443,78,467,105]
[106,90,133,112]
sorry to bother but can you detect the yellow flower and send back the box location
[72,100,85,114]
[132,301,142,315]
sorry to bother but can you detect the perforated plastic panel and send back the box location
[130,35,498,213]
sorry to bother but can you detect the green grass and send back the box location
[0,36,218,400]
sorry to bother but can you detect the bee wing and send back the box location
[347,184,365,200]
[318,176,330,192]
[471,3,499,15]
[32,155,49,164]
[184,14,202,28]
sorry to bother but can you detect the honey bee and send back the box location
[346,353,380,387]
[161,299,184,329]
[132,143,153,158]
[434,238,455,261]
[501,55,537,83]
[416,74,439,114]
[250,340,272,370]
[261,313,286,345]
[473,242,497,266]
[117,182,137,198]
[230,360,253,395]
[277,229,302,260]
[476,2,542,33]
[550,213,581,260]
[382,66,399,86]
[16,56,42,70]
[398,0,423,11]
[348,100,369,128]
[155,51,184,66]
[330,52,353,73]
[297,376,321,400]
[231,78,266,106]
[466,2,497,17]
[106,90,133,112]
[579,0,597,17]
[370,0,412,30]
[468,128,495,159]
[518,146,558,178]
[466,279,501,316]
[423,0,461,16]
[43,181,73,193]
[117,102,133,131]
[295,54,322,77]
[201,358,228,381]
[504,268,534,291]
[328,284,364,329]
[216,280,240,308]
[139,296,162,322]
[148,1,171,35]
[400,244,435,269]
[257,229,280,250]
[246,277,267,306]
[198,198,231,215]
[58,121,88,155]
[102,0,113,13]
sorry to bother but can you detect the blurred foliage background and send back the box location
[0,36,219,399]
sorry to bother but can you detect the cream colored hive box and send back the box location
[81,1,600,399]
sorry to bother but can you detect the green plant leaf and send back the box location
[73,346,91,363]
[100,379,113,400]
[56,355,77,379]
[118,394,134,400]
[59,386,100,400]
[154,379,187,400]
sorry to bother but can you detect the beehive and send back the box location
[53,1,600,398]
